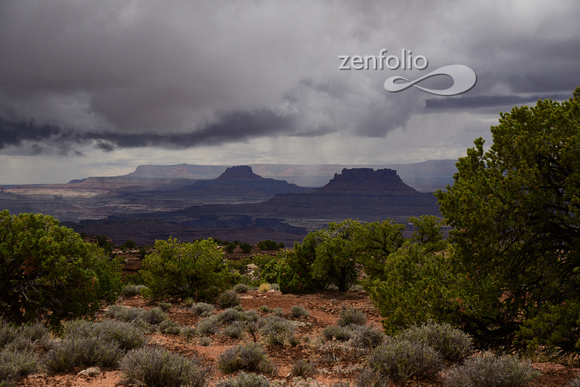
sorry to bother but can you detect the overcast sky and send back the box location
[1,1,579,184]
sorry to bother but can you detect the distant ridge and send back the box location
[312,168,418,195]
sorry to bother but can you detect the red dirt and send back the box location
[17,289,580,386]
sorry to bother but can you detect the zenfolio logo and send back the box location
[338,49,477,96]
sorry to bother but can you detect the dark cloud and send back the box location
[0,109,296,154]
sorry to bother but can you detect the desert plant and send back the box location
[291,305,310,319]
[196,316,220,337]
[233,283,249,293]
[63,319,145,351]
[291,359,317,378]
[122,284,147,297]
[259,316,296,346]
[322,325,354,342]
[337,306,367,327]
[567,376,580,387]
[269,283,280,291]
[182,326,196,342]
[158,319,181,335]
[369,339,444,386]
[217,290,241,309]
[191,302,215,317]
[199,336,211,346]
[217,308,245,324]
[257,240,282,251]
[350,325,386,350]
[43,336,124,373]
[157,302,172,311]
[272,307,284,316]
[0,349,38,386]
[222,321,245,339]
[355,367,390,387]
[445,352,541,387]
[396,321,473,362]
[121,346,209,387]
[258,305,272,313]
[140,237,233,302]
[217,371,271,387]
[240,243,253,254]
[217,342,275,374]
[0,211,123,326]
[259,283,271,292]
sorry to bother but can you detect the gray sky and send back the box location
[1,0,579,184]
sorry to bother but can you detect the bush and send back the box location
[337,306,367,327]
[196,316,220,337]
[355,368,390,387]
[140,237,233,302]
[217,308,245,324]
[239,243,253,254]
[217,290,241,309]
[62,319,145,351]
[233,283,249,293]
[43,336,124,373]
[259,316,296,346]
[290,305,310,319]
[567,377,580,387]
[157,302,172,311]
[158,319,181,335]
[257,240,282,251]
[222,322,245,339]
[0,349,38,386]
[445,352,541,387]
[396,322,473,362]
[259,283,271,292]
[121,346,209,387]
[350,325,386,350]
[191,302,215,317]
[369,339,444,386]
[181,326,196,342]
[217,372,271,387]
[0,211,123,326]
[322,325,354,342]
[217,342,276,374]
[291,359,317,378]
[122,284,147,297]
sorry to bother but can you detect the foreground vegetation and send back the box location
[1,89,579,385]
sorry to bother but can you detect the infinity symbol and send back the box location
[384,64,477,96]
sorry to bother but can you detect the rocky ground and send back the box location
[16,287,580,387]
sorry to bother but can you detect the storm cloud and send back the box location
[1,1,580,182]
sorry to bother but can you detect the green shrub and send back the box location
[350,325,386,350]
[239,243,253,254]
[121,346,209,387]
[258,305,272,313]
[257,240,282,251]
[217,342,276,374]
[222,322,245,339]
[122,284,148,297]
[233,283,249,293]
[181,326,196,342]
[217,290,241,309]
[369,339,444,386]
[259,316,296,346]
[337,306,367,327]
[291,359,317,378]
[158,319,181,335]
[445,352,541,387]
[140,237,233,302]
[199,337,211,346]
[290,305,310,319]
[0,349,38,386]
[217,308,245,324]
[157,302,172,312]
[63,319,145,351]
[191,302,215,317]
[217,371,271,387]
[396,322,472,362]
[322,325,354,342]
[0,211,123,326]
[43,336,124,373]
[355,367,390,387]
[196,316,220,336]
